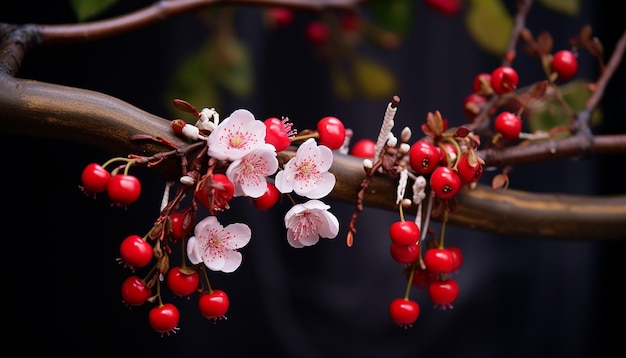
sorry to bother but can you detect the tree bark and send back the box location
[2,72,625,240]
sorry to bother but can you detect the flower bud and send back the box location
[182,124,201,140]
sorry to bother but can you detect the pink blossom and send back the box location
[207,109,266,161]
[274,138,335,199]
[284,200,339,248]
[225,143,279,198]
[187,216,251,273]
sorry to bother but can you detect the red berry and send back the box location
[425,0,462,16]
[463,93,488,122]
[267,7,294,28]
[169,210,195,241]
[80,163,111,193]
[494,111,522,140]
[551,50,578,81]
[171,119,187,135]
[423,248,455,273]
[252,181,281,211]
[119,234,153,268]
[438,142,458,167]
[148,303,180,334]
[121,276,152,306]
[406,266,437,289]
[339,11,360,32]
[195,173,234,214]
[317,116,346,150]
[390,242,419,264]
[409,140,439,174]
[429,166,462,200]
[350,138,376,159]
[447,245,463,272]
[490,66,519,95]
[428,278,459,310]
[305,21,329,45]
[456,152,484,184]
[389,220,420,246]
[264,117,292,152]
[107,174,141,205]
[198,289,230,321]
[166,266,200,297]
[389,298,420,328]
[472,72,492,95]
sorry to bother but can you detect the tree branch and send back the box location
[2,72,625,240]
[30,0,362,45]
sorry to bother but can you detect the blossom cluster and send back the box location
[80,102,345,334]
[176,108,340,273]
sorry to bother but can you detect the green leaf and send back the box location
[365,0,414,35]
[205,36,253,98]
[330,67,356,101]
[164,44,221,120]
[537,0,580,16]
[466,0,514,56]
[352,56,398,100]
[70,0,118,22]
[527,80,601,133]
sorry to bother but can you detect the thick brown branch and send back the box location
[1,64,625,241]
[328,153,626,240]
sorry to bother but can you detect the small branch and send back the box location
[476,132,626,167]
[29,0,362,45]
[583,27,626,113]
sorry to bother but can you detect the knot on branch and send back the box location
[0,23,41,76]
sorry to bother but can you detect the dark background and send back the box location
[2,1,625,357]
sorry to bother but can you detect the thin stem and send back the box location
[201,265,214,294]
[404,263,416,300]
[438,209,449,249]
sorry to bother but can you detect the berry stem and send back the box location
[156,278,164,306]
[200,265,214,294]
[179,235,188,270]
[438,209,449,249]
[440,137,462,171]
[404,263,416,300]
[286,193,297,206]
[290,132,318,142]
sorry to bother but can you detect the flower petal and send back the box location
[219,251,243,273]
[222,223,252,248]
[186,236,203,265]
[207,109,266,161]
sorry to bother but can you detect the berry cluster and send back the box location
[80,99,348,335]
[80,38,582,333]
[346,97,478,328]
[347,44,580,328]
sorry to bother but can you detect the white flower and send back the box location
[207,109,266,161]
[274,138,336,199]
[197,107,219,131]
[186,216,251,273]
[284,200,339,248]
[225,143,279,198]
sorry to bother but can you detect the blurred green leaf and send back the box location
[165,43,221,120]
[206,36,253,98]
[527,80,601,133]
[537,0,580,16]
[70,0,117,22]
[352,56,397,100]
[466,0,514,56]
[365,0,414,35]
[331,67,356,101]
